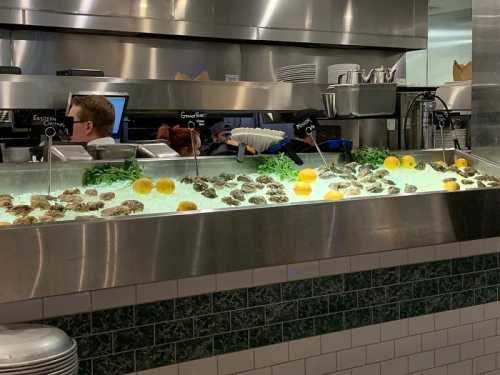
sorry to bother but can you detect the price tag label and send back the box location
[179,111,207,127]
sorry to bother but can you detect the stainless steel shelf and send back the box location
[0,75,326,112]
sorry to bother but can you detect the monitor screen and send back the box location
[107,96,127,135]
[66,92,129,136]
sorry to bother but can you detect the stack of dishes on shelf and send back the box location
[276,64,317,83]
[328,63,361,84]
[0,324,78,375]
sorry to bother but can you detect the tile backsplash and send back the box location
[27,251,500,375]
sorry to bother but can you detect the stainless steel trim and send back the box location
[0,75,326,111]
[0,150,499,304]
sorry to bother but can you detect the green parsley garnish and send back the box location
[82,158,143,186]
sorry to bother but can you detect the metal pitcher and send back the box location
[338,69,372,84]
[368,66,398,84]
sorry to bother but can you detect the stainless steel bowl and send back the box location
[0,324,75,368]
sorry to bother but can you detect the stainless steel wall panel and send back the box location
[174,0,214,23]
[0,0,174,20]
[0,29,12,66]
[414,0,430,38]
[0,8,23,25]
[215,0,333,31]
[11,30,241,80]
[0,0,428,50]
[471,0,500,159]
[328,0,414,36]
[8,28,404,83]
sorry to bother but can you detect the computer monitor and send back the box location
[66,91,129,136]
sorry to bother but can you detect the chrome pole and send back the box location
[306,127,329,170]
[45,127,56,194]
[188,121,199,177]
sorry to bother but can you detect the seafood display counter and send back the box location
[2,151,500,304]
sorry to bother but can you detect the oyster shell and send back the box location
[359,175,377,184]
[58,194,84,204]
[477,181,486,188]
[193,181,209,192]
[357,166,373,179]
[488,181,500,188]
[85,189,98,197]
[461,179,474,185]
[212,179,227,190]
[429,162,447,173]
[269,195,289,203]
[222,196,241,206]
[374,170,390,179]
[121,200,144,213]
[13,216,38,225]
[249,196,267,205]
[462,167,478,177]
[241,183,258,194]
[256,175,274,184]
[237,175,253,183]
[404,184,418,194]
[366,183,384,194]
[101,205,131,217]
[318,170,335,179]
[415,162,426,171]
[7,205,34,216]
[66,202,90,212]
[30,195,53,210]
[99,192,115,201]
[381,179,396,186]
[388,186,401,195]
[180,176,195,184]
[0,198,13,209]
[230,190,246,202]
[267,182,285,190]
[49,204,65,212]
[475,175,490,181]
[44,209,65,219]
[219,173,236,181]
[266,189,285,197]
[202,188,218,199]
[329,182,351,191]
[62,188,81,195]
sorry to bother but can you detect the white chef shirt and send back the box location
[87,137,116,146]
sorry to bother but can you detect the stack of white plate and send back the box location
[276,64,317,83]
[327,64,361,84]
[231,128,285,153]
[0,324,78,375]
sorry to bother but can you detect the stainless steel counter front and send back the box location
[1,151,499,304]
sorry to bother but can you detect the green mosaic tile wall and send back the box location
[33,252,500,375]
